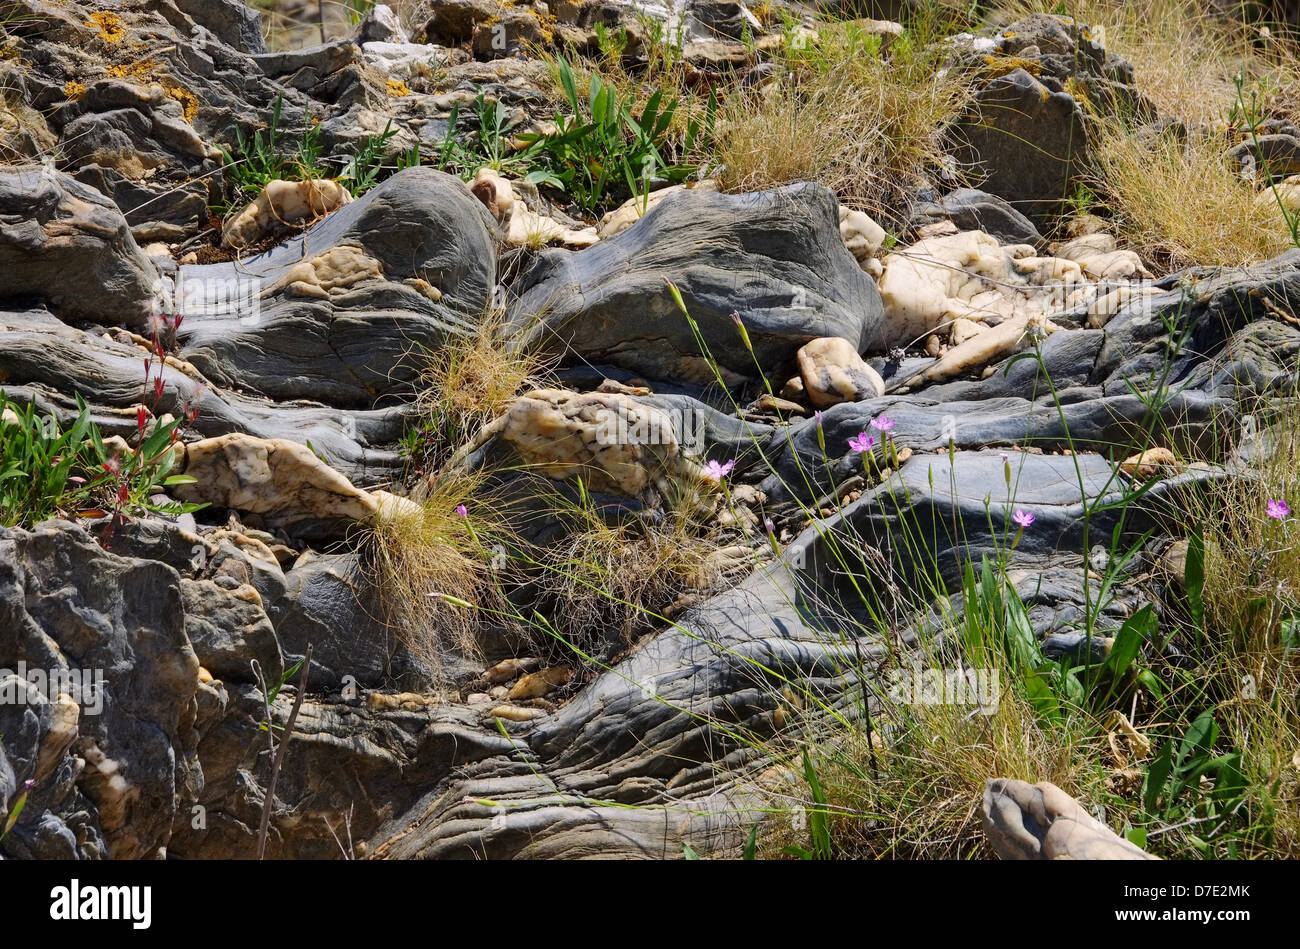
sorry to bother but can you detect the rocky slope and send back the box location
[0,0,1297,859]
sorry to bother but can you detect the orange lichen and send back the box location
[386,78,411,97]
[165,85,199,121]
[106,59,158,79]
[88,11,125,43]
[64,80,87,101]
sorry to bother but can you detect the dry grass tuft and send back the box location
[711,22,972,226]
[410,311,551,471]
[758,689,1089,859]
[364,468,509,684]
[519,477,745,652]
[1090,122,1291,270]
[1183,403,1300,854]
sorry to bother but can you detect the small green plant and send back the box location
[216,93,290,207]
[782,748,834,859]
[0,777,32,845]
[343,0,376,26]
[339,119,404,195]
[0,393,204,530]
[217,98,419,214]
[517,57,713,216]
[429,92,542,183]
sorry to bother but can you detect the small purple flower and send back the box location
[704,458,736,481]
[1267,498,1290,520]
[1012,509,1035,528]
[870,414,895,433]
[729,310,743,327]
[1000,452,1009,463]
[814,410,824,428]
[848,432,875,454]
[764,517,776,535]
[455,504,468,517]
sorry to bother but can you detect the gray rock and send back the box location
[176,167,498,407]
[10,1,305,241]
[0,308,411,486]
[355,3,411,44]
[172,0,269,54]
[182,578,284,685]
[276,552,427,692]
[0,521,201,859]
[983,778,1156,859]
[506,182,885,384]
[911,187,1045,248]
[950,68,1089,223]
[947,14,1150,222]
[0,166,161,327]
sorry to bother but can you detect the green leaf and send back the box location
[1103,604,1155,686]
[682,842,700,860]
[742,822,759,860]
[1022,668,1062,724]
[161,474,197,486]
[1,783,30,841]
[1125,826,1147,849]
[1144,739,1173,814]
[1178,710,1217,768]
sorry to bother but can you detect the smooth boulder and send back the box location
[505,182,885,384]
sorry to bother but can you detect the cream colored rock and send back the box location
[877,229,1143,347]
[173,433,419,532]
[488,704,547,722]
[949,317,986,345]
[839,206,887,273]
[796,336,885,408]
[469,166,515,224]
[507,666,572,700]
[267,242,385,299]
[598,180,719,239]
[1120,447,1180,482]
[484,656,541,684]
[1256,174,1300,216]
[1056,233,1151,281]
[453,388,704,502]
[1086,283,1161,329]
[221,178,352,250]
[897,314,1058,389]
[507,207,599,248]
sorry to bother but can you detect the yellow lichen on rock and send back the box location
[107,59,157,79]
[983,54,1040,80]
[88,10,125,43]
[164,85,199,122]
